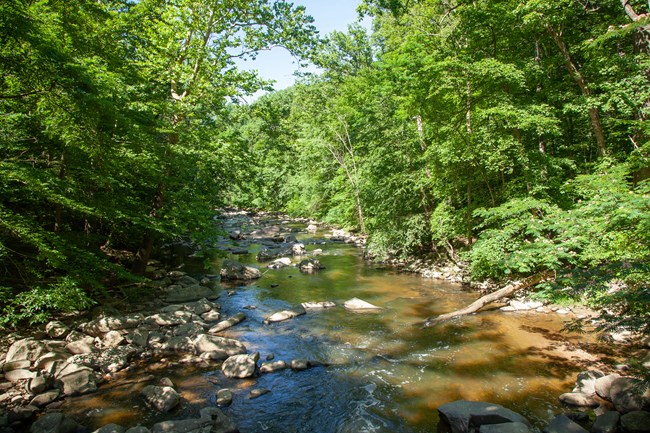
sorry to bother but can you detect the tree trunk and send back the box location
[546,26,607,157]
[423,270,555,327]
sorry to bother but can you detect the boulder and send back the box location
[141,385,180,413]
[26,372,53,395]
[543,415,588,433]
[559,392,599,408]
[5,368,36,382]
[93,424,125,433]
[290,359,310,371]
[591,411,620,433]
[125,427,151,433]
[29,389,61,408]
[193,335,247,357]
[126,329,150,348]
[151,407,237,433]
[35,351,70,374]
[264,306,306,324]
[220,260,261,281]
[306,224,318,232]
[6,338,47,363]
[480,422,531,433]
[55,362,99,396]
[29,412,83,433]
[268,257,292,269]
[160,336,195,353]
[620,411,650,433]
[216,389,233,406]
[45,321,70,339]
[301,301,336,309]
[65,337,96,355]
[573,370,605,395]
[610,377,650,413]
[249,388,270,399]
[292,243,306,256]
[208,313,246,334]
[68,346,138,373]
[201,311,222,322]
[102,331,125,348]
[595,374,621,400]
[437,400,530,433]
[173,323,206,337]
[80,315,142,336]
[222,353,259,379]
[259,361,288,374]
[144,312,192,327]
[343,298,382,311]
[297,258,324,272]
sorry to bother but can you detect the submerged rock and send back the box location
[297,258,324,272]
[151,407,237,433]
[543,414,588,433]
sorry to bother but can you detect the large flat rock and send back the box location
[438,400,530,433]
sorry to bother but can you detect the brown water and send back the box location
[62,222,609,433]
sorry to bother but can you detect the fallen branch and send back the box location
[423,270,555,327]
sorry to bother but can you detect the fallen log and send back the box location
[423,270,555,327]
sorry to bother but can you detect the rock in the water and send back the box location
[29,389,61,408]
[301,301,336,309]
[222,353,259,379]
[306,224,318,232]
[620,411,650,433]
[437,400,530,433]
[6,338,46,363]
[543,415,588,433]
[572,370,605,395]
[292,243,305,256]
[125,427,151,433]
[29,412,82,433]
[290,359,310,371]
[55,363,99,396]
[594,374,621,400]
[343,298,382,311]
[297,258,324,272]
[480,422,531,433]
[151,407,237,433]
[93,424,125,433]
[609,377,650,413]
[591,411,620,433]
[559,392,599,408]
[264,306,305,324]
[216,389,233,406]
[220,260,262,281]
[45,321,70,339]
[193,335,247,357]
[141,385,180,413]
[249,388,270,399]
[267,257,292,269]
[208,313,246,334]
[259,360,288,374]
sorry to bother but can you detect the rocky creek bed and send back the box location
[1,210,649,433]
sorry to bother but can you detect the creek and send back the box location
[61,214,607,433]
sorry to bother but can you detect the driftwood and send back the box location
[423,270,555,327]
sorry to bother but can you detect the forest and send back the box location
[1,0,649,341]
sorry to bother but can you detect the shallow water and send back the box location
[63,223,606,432]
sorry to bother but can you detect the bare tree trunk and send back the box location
[423,270,555,327]
[546,26,607,157]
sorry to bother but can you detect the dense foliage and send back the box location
[0,0,316,327]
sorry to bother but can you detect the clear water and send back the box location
[62,223,606,432]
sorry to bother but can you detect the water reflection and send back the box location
[63,236,608,433]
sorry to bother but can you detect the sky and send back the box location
[235,0,369,100]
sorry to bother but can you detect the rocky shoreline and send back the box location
[1,209,648,433]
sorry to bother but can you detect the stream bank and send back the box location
[0,210,647,433]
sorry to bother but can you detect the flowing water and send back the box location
[62,218,610,433]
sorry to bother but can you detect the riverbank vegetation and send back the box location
[1,0,649,344]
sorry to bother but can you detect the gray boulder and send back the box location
[437,400,530,433]
[222,353,259,379]
[141,385,180,413]
[543,415,588,433]
[45,321,70,339]
[55,362,99,396]
[591,411,620,433]
[6,338,46,363]
[93,424,125,433]
[480,422,531,433]
[610,377,650,413]
[124,427,151,433]
[573,370,605,395]
[208,313,246,334]
[151,407,237,433]
[193,335,247,357]
[29,412,83,433]
[595,374,621,400]
[29,389,61,408]
[259,360,288,374]
[26,372,53,395]
[620,411,650,433]
[219,260,261,281]
[216,389,233,406]
[559,392,599,408]
[297,258,324,272]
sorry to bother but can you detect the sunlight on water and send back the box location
[62,229,609,433]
